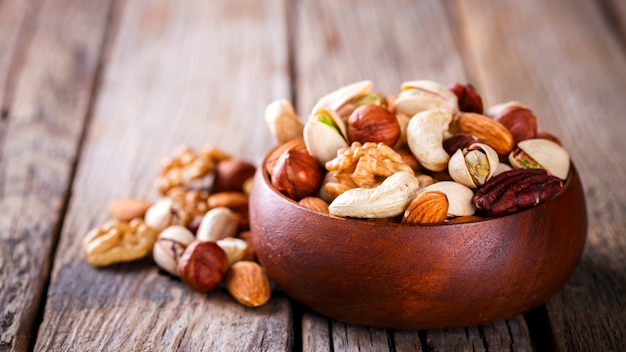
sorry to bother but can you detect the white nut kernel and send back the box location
[417,181,475,217]
[328,171,420,218]
[216,237,248,266]
[407,108,453,172]
[196,207,239,242]
[144,198,173,232]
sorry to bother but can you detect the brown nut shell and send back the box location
[448,83,483,113]
[347,104,400,147]
[402,191,449,225]
[177,241,229,292]
[213,158,257,193]
[473,168,563,215]
[225,261,271,307]
[270,148,322,201]
[494,106,538,144]
[457,113,514,156]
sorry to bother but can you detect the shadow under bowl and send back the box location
[249,157,587,330]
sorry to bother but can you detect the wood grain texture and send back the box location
[605,0,626,41]
[302,312,332,352]
[448,0,626,350]
[0,0,112,350]
[294,0,467,115]
[34,0,291,350]
[293,0,534,350]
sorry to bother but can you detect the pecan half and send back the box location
[473,169,563,215]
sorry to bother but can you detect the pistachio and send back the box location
[394,80,459,116]
[144,197,174,232]
[264,99,304,144]
[448,143,499,188]
[196,207,239,242]
[216,237,248,266]
[313,80,373,112]
[509,138,570,180]
[303,109,349,165]
[417,181,475,217]
[153,225,196,276]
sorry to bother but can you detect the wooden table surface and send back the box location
[1,0,625,351]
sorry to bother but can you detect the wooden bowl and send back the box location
[249,156,587,330]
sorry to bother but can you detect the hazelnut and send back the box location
[177,241,229,292]
[270,148,322,201]
[492,103,538,144]
[264,137,307,175]
[448,83,483,113]
[347,104,400,147]
[537,131,562,146]
[212,158,256,193]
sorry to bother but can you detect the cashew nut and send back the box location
[416,181,475,217]
[328,171,420,218]
[407,108,453,172]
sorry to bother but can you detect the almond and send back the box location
[401,191,448,225]
[225,261,271,307]
[207,192,249,211]
[298,196,330,214]
[108,198,152,222]
[456,113,514,156]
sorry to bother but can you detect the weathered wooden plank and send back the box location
[448,0,626,350]
[482,316,533,352]
[427,327,485,352]
[0,0,112,350]
[293,0,535,351]
[34,0,291,350]
[0,0,35,108]
[330,321,390,351]
[302,312,332,352]
[294,0,467,115]
[605,0,626,42]
[391,330,424,352]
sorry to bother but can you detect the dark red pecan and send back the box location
[448,83,483,113]
[473,169,563,215]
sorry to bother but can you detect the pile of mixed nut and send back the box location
[82,79,572,307]
[264,80,571,224]
[82,146,271,307]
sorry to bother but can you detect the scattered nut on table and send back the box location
[82,219,158,267]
